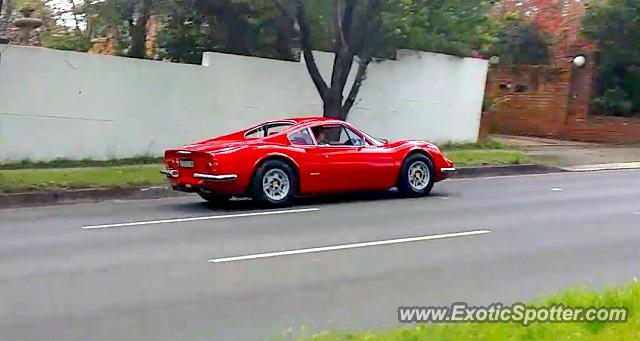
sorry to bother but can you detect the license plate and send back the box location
[179,159,194,168]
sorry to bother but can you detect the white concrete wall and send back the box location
[0,45,487,162]
[350,50,488,142]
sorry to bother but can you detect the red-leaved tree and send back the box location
[498,0,593,60]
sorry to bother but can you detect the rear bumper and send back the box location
[161,168,241,194]
[193,173,238,181]
[160,169,238,181]
[160,168,179,178]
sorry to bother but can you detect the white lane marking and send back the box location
[208,229,491,263]
[82,208,320,230]
[633,212,640,215]
[551,187,563,192]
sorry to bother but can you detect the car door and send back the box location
[344,127,397,190]
[309,124,396,192]
[286,127,329,194]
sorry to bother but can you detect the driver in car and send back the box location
[315,129,330,145]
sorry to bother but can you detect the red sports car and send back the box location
[162,117,455,206]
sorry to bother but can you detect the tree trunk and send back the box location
[129,18,148,58]
[291,0,380,121]
[128,0,153,59]
[323,88,344,119]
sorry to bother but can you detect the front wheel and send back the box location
[397,154,435,197]
[250,160,297,207]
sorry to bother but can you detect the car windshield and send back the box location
[358,129,385,146]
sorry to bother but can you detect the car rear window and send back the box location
[245,122,294,138]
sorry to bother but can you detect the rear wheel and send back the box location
[398,153,435,197]
[250,160,297,207]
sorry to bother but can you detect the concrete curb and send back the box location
[450,164,566,179]
[0,186,187,209]
[561,162,640,172]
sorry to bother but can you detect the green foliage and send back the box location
[41,29,91,52]
[0,165,164,192]
[83,0,158,58]
[155,0,208,64]
[380,0,497,58]
[157,0,296,64]
[445,149,528,166]
[583,0,640,116]
[439,138,512,151]
[482,93,512,112]
[0,156,163,170]
[487,17,552,65]
[27,0,499,63]
[157,0,497,62]
[293,282,640,341]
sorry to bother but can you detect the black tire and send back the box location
[250,160,297,207]
[397,153,435,197]
[198,191,230,203]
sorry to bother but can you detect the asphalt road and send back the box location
[1,170,639,340]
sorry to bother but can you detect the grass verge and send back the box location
[439,139,512,151]
[0,164,165,193]
[0,156,163,170]
[445,149,529,167]
[296,282,640,341]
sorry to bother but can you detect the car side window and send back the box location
[312,125,348,146]
[288,128,315,146]
[311,125,368,146]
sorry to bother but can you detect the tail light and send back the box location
[208,159,219,173]
[165,158,177,169]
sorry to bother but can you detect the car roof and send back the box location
[262,116,345,126]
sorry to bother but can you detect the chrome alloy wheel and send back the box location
[408,161,430,191]
[262,169,290,201]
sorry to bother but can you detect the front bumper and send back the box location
[437,166,456,181]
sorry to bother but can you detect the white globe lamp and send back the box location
[573,55,586,68]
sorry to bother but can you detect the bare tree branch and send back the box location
[295,0,328,98]
[341,57,369,118]
[337,0,381,97]
[329,0,359,104]
[270,0,294,25]
[329,0,346,98]
[340,0,383,116]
